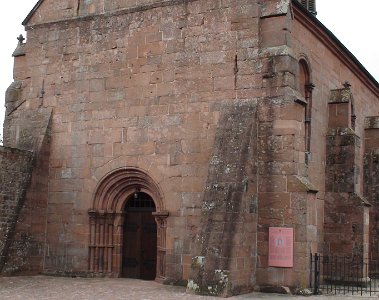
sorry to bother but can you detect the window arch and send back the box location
[298,58,314,164]
[299,60,310,98]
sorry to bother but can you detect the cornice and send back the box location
[22,0,197,27]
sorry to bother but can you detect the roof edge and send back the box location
[292,0,379,95]
[22,0,45,26]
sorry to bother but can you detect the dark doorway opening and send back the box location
[122,192,157,280]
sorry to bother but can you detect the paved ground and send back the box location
[0,276,378,300]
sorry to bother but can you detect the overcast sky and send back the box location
[0,0,378,131]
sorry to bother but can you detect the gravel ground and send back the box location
[0,276,378,300]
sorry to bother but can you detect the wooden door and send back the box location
[122,211,157,280]
[140,212,157,280]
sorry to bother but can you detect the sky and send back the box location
[0,0,378,133]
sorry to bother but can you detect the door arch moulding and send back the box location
[88,167,169,279]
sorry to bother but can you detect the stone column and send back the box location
[88,209,97,272]
[153,211,169,282]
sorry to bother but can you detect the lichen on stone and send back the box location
[191,256,205,268]
[202,201,215,210]
[187,279,200,292]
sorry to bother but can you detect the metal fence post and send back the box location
[313,253,319,294]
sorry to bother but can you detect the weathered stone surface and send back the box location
[365,116,379,129]
[3,107,52,151]
[260,285,291,294]
[324,91,370,267]
[1,103,52,275]
[287,175,318,193]
[1,0,379,297]
[189,100,258,296]
[329,87,352,104]
[363,121,379,263]
[4,81,23,117]
[261,0,291,18]
[12,44,26,58]
[0,147,34,274]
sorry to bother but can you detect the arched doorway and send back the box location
[122,191,157,280]
[88,168,169,280]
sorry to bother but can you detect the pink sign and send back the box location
[268,227,294,268]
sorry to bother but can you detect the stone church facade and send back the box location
[1,0,379,296]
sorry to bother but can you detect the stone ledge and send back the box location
[4,107,52,152]
[0,146,33,156]
[287,175,318,193]
[12,44,26,57]
[25,0,198,29]
[365,116,379,129]
[259,285,291,294]
[261,0,290,18]
[326,127,357,136]
[329,88,352,104]
[294,97,307,106]
[259,45,294,58]
[349,193,371,207]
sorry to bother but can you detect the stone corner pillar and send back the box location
[324,84,369,265]
[364,116,379,262]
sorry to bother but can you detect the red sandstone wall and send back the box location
[364,119,379,262]
[6,0,378,293]
[292,12,379,257]
[27,0,194,26]
[292,17,379,195]
[253,1,320,289]
[18,0,262,284]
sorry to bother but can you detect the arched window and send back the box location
[299,59,314,164]
[299,60,309,98]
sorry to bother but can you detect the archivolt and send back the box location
[92,167,164,212]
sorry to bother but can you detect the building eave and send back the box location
[22,0,45,26]
[292,0,379,97]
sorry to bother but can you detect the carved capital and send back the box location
[153,210,169,220]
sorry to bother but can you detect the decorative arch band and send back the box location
[91,167,164,213]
